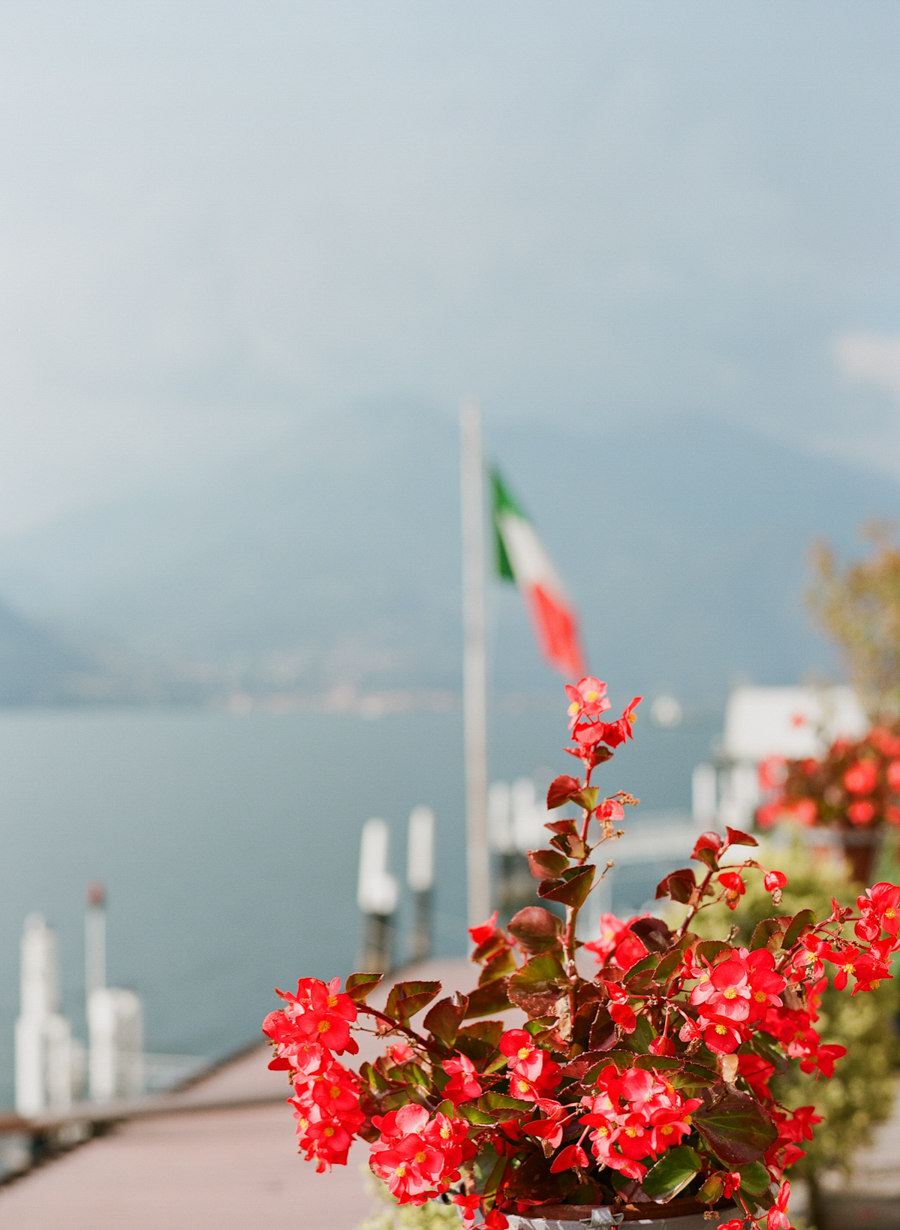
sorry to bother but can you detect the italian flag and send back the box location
[491,469,586,678]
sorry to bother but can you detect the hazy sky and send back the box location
[1,1,899,533]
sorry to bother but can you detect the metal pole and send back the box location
[460,397,491,928]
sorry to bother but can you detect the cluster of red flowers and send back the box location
[575,1064,702,1181]
[758,723,900,831]
[263,677,900,1230]
[262,976,363,1171]
[369,1104,473,1205]
[565,676,641,752]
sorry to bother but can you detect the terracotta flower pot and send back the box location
[499,1198,740,1228]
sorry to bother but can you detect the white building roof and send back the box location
[722,685,867,762]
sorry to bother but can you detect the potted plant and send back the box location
[263,678,900,1230]
[756,723,900,882]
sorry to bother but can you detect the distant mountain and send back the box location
[0,599,114,706]
[0,408,894,708]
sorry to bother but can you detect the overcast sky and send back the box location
[0,1,899,534]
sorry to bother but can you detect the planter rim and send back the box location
[501,1205,740,1229]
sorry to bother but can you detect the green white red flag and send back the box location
[490,468,586,678]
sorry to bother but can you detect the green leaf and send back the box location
[751,918,783,951]
[507,906,564,954]
[384,980,442,1024]
[634,1054,682,1072]
[538,864,595,909]
[739,1160,771,1196]
[572,786,599,812]
[697,1173,725,1204]
[624,953,660,989]
[692,1090,778,1165]
[782,908,816,951]
[479,947,518,985]
[527,848,569,879]
[424,994,468,1047]
[640,1146,703,1201]
[628,1015,655,1054]
[653,947,686,985]
[478,1092,533,1121]
[483,1152,509,1200]
[464,979,513,1019]
[359,1060,392,1093]
[508,954,568,1017]
[345,972,384,1002]
[696,939,732,964]
[457,1103,496,1125]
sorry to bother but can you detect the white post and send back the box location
[357,818,398,971]
[460,397,491,929]
[15,913,73,1116]
[407,806,435,963]
[85,882,106,997]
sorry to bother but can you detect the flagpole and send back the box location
[460,397,491,929]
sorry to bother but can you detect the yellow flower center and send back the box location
[586,691,598,701]
[715,1025,728,1035]
[723,988,737,1000]
[625,1128,637,1138]
[327,995,338,1007]
[518,1047,530,1060]
[323,1127,334,1138]
[396,1165,406,1177]
[842,964,854,974]
[416,1151,427,1164]
[517,1081,529,1093]
[440,1126,450,1139]
[754,991,766,1002]
[568,702,579,715]
[329,1086,340,1098]
[661,1125,673,1135]
[318,1020,330,1033]
[886,909,896,919]
[596,1127,609,1137]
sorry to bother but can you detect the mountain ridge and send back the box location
[0,408,893,707]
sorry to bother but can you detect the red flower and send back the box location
[800,1043,846,1078]
[601,697,642,748]
[691,954,751,1021]
[443,1054,483,1105]
[844,760,877,795]
[701,1018,744,1055]
[860,882,900,937]
[565,677,610,727]
[277,977,358,1054]
[759,756,787,790]
[550,1143,589,1173]
[500,1029,545,1080]
[717,871,746,909]
[451,1194,482,1227]
[767,1180,793,1230]
[888,759,900,790]
[763,868,788,895]
[848,799,876,826]
[613,930,649,972]
[583,913,629,964]
[738,1053,774,1100]
[468,911,499,946]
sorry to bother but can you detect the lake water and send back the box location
[0,703,719,1108]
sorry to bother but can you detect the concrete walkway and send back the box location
[0,958,475,1229]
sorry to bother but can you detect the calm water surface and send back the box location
[0,705,719,1107]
